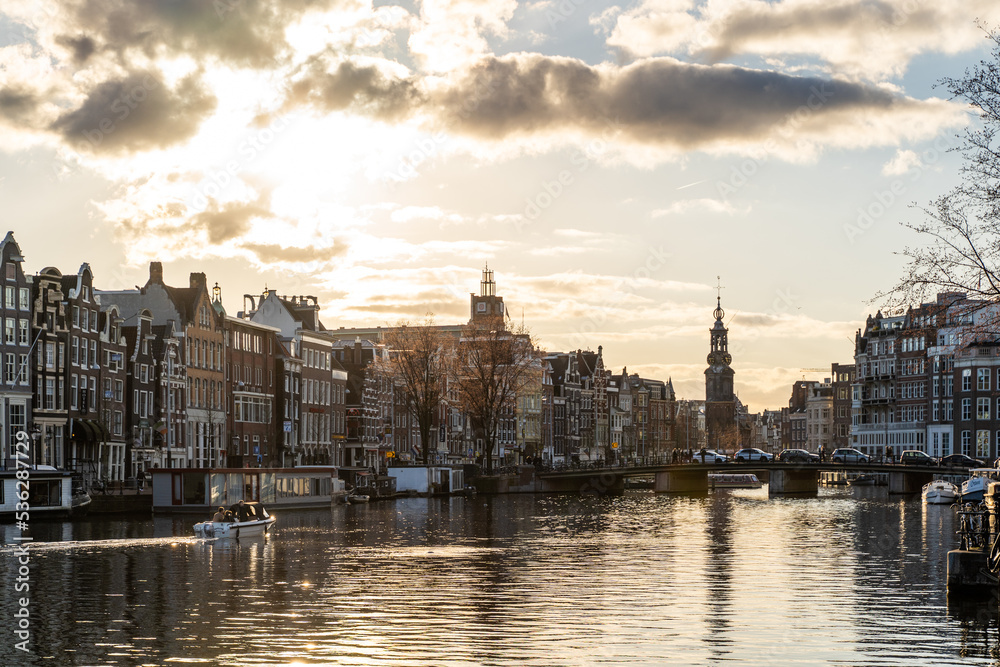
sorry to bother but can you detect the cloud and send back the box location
[651,199,750,216]
[0,85,39,124]
[279,52,964,160]
[241,241,348,265]
[601,0,1000,80]
[881,148,921,176]
[192,196,272,243]
[39,0,350,68]
[408,0,518,72]
[50,70,217,154]
[429,54,963,154]
[282,55,421,121]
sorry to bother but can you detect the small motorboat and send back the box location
[193,502,275,539]
[960,469,1000,503]
[923,480,959,505]
[345,493,370,504]
[848,474,876,486]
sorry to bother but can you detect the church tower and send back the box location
[470,264,505,323]
[705,283,735,450]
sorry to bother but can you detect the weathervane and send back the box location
[714,276,725,321]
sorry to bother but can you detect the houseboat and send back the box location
[150,467,345,514]
[0,466,91,519]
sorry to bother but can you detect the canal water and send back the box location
[0,487,997,666]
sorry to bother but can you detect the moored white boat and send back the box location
[193,502,275,539]
[960,469,1000,503]
[922,480,959,505]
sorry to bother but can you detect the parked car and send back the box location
[734,448,773,462]
[694,449,729,464]
[778,449,819,463]
[831,448,869,464]
[940,454,985,468]
[899,450,937,466]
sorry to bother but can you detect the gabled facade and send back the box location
[0,232,31,471]
[99,262,226,467]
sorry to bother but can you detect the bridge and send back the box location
[484,459,967,496]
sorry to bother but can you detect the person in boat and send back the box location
[213,506,226,522]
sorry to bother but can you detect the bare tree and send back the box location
[379,318,455,466]
[881,25,1000,333]
[456,316,539,474]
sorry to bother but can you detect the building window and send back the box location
[2,355,11,384]
[962,430,972,456]
[979,398,991,421]
[17,319,26,346]
[979,369,991,391]
[115,380,124,402]
[18,288,27,311]
[978,430,991,458]
[962,369,972,392]
[7,404,25,459]
[962,398,972,421]
[81,308,88,331]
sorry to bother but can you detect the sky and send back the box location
[1,0,998,411]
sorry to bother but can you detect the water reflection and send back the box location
[0,489,992,666]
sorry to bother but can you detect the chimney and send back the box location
[354,336,362,364]
[149,262,163,284]
[190,272,206,291]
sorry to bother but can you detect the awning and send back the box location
[70,419,94,441]
[88,419,111,440]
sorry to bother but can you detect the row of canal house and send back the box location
[852,291,1000,462]
[1,235,681,483]
[0,231,356,488]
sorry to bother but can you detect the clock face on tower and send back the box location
[708,351,733,366]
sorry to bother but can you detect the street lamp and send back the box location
[28,423,40,468]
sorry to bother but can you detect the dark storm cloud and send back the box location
[434,55,901,145]
[50,70,216,154]
[281,53,931,148]
[283,57,423,120]
[56,0,343,67]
